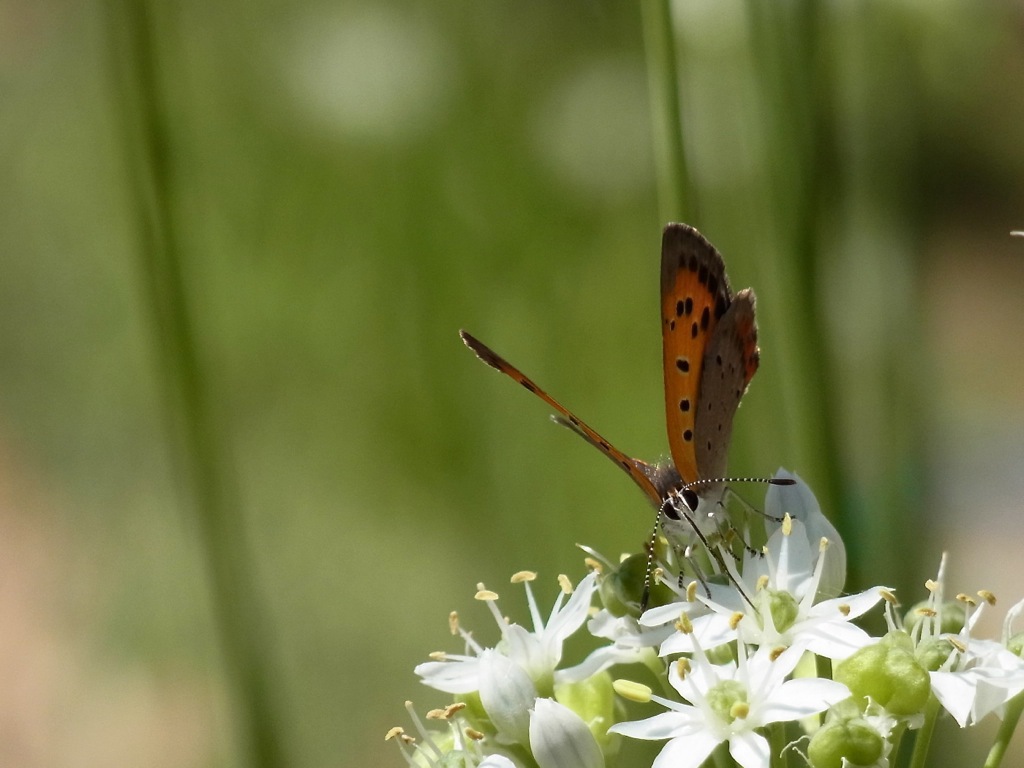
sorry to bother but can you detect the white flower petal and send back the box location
[652,732,719,768]
[766,469,846,597]
[930,670,976,727]
[640,602,691,627]
[415,656,481,694]
[479,650,538,746]
[479,757,519,768]
[590,609,674,649]
[758,678,851,723]
[544,573,598,651]
[530,698,604,768]
[608,710,697,740]
[659,613,735,656]
[802,621,875,660]
[503,623,543,673]
[728,729,771,768]
[557,644,654,684]
[811,588,888,621]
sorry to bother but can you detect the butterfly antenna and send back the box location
[640,514,660,612]
[683,475,796,492]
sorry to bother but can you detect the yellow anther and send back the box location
[444,703,466,717]
[613,679,653,703]
[675,612,694,634]
[676,658,692,679]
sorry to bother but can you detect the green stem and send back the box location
[815,653,833,681]
[640,0,696,224]
[768,722,788,768]
[710,741,732,768]
[888,721,906,763]
[103,2,287,766]
[983,689,1024,768]
[907,696,940,768]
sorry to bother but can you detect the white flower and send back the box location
[416,572,598,695]
[610,643,850,768]
[659,517,884,660]
[766,470,846,598]
[529,698,604,768]
[387,701,522,768]
[929,596,1024,727]
[415,572,599,746]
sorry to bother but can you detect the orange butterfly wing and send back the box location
[660,224,759,486]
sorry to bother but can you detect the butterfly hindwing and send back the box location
[694,288,759,484]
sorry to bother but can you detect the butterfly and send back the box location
[460,223,767,551]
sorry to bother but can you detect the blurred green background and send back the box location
[2,0,1024,765]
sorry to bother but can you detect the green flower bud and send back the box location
[599,553,673,617]
[807,711,884,768]
[705,640,737,666]
[554,671,616,752]
[904,600,965,635]
[767,589,800,633]
[834,631,930,716]
[915,636,955,671]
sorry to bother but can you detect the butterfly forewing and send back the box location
[660,224,734,485]
[459,330,664,508]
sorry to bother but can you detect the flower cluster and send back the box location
[389,472,1024,768]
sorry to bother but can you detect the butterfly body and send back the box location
[461,223,759,546]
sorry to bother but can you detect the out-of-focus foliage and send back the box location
[0,0,1022,765]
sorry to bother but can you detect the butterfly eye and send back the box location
[661,499,681,522]
[680,488,699,511]
[661,488,700,522]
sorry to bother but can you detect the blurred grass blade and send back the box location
[104,1,287,765]
[641,0,697,224]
